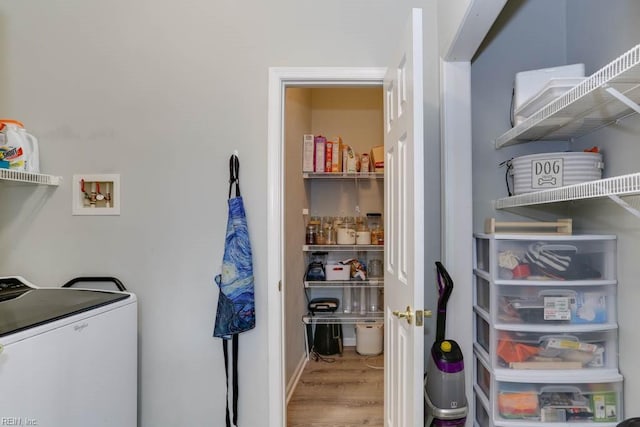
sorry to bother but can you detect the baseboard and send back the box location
[285,353,308,406]
[343,337,356,347]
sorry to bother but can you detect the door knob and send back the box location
[392,306,414,324]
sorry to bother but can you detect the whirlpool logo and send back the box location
[73,323,89,332]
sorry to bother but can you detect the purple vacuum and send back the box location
[424,262,468,427]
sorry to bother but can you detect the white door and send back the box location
[384,8,426,427]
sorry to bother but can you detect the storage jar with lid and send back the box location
[356,220,371,245]
[367,213,384,245]
[337,218,356,245]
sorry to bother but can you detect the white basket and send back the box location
[510,152,603,195]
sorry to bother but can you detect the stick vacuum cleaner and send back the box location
[424,262,468,427]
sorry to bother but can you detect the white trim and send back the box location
[443,0,508,62]
[440,59,475,425]
[285,353,308,406]
[267,67,386,427]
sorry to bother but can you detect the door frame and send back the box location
[267,67,386,427]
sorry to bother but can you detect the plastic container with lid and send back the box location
[337,218,356,245]
[305,219,320,244]
[356,220,371,245]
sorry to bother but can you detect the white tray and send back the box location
[514,77,586,126]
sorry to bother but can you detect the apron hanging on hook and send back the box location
[214,153,255,427]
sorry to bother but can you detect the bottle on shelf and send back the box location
[367,213,384,245]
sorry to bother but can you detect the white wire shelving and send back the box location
[495,44,640,148]
[304,279,383,288]
[303,244,384,252]
[495,173,640,217]
[302,312,383,325]
[0,169,62,186]
[303,171,383,180]
[493,44,640,215]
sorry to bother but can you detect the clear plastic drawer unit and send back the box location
[473,233,622,427]
[474,234,616,282]
[496,377,623,424]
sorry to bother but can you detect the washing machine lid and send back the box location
[0,277,130,337]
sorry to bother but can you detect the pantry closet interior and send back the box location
[282,86,385,415]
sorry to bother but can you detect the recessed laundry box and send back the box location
[510,152,603,194]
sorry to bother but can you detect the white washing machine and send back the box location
[0,276,137,426]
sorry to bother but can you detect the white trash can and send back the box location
[356,322,383,355]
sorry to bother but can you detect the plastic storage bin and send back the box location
[476,353,492,400]
[475,392,492,427]
[475,310,491,356]
[496,378,623,424]
[494,329,617,370]
[473,233,622,427]
[496,284,615,326]
[474,234,617,282]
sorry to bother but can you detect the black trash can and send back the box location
[313,324,343,355]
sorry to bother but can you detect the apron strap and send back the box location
[223,334,240,427]
[229,154,241,199]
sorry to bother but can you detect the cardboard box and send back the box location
[370,145,384,172]
[314,135,326,173]
[302,134,314,172]
[325,140,333,172]
[344,145,357,173]
[330,137,342,172]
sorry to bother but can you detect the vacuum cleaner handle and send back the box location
[435,262,454,307]
[435,262,454,342]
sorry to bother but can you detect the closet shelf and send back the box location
[303,172,383,180]
[305,280,383,288]
[495,172,640,212]
[302,312,383,325]
[0,169,62,186]
[495,44,640,148]
[303,244,384,252]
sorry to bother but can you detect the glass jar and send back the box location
[337,218,356,245]
[356,221,371,245]
[367,213,384,245]
[305,220,320,244]
[368,257,383,278]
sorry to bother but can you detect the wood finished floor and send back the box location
[287,347,384,427]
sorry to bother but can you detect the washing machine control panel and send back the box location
[0,277,31,301]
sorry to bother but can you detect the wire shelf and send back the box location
[303,244,384,252]
[496,44,640,148]
[302,312,383,325]
[304,280,384,288]
[303,172,383,179]
[495,173,640,209]
[0,169,62,186]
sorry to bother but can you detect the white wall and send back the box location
[471,0,640,418]
[471,0,570,231]
[0,1,436,425]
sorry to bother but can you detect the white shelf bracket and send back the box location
[604,85,640,115]
[607,193,640,219]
